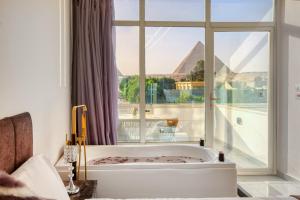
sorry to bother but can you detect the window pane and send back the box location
[145,27,205,142]
[114,0,139,20]
[116,27,140,142]
[146,0,205,21]
[213,32,270,169]
[212,0,273,22]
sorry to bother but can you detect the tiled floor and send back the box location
[238,176,300,198]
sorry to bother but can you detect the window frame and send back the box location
[113,0,277,175]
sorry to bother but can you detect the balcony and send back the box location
[118,103,268,169]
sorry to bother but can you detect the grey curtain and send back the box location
[72,0,118,145]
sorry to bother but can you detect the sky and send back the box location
[114,0,273,75]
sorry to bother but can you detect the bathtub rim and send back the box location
[55,144,236,171]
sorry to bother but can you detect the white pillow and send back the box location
[12,154,70,200]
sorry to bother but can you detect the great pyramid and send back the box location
[172,41,233,82]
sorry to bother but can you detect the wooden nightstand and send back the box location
[63,180,97,200]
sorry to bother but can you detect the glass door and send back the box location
[145,27,206,143]
[212,30,273,171]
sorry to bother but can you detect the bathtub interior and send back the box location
[56,144,234,169]
[88,155,206,165]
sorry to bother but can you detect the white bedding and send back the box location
[12,154,70,200]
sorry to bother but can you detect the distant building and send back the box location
[175,81,205,90]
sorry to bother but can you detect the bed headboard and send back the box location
[0,112,33,173]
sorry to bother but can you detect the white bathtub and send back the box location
[55,144,237,198]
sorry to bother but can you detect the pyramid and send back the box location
[172,41,232,81]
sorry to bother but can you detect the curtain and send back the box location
[72,0,117,145]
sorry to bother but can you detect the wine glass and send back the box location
[64,145,80,194]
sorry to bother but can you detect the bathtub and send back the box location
[55,144,237,198]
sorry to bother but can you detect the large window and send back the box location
[145,0,205,21]
[145,27,205,142]
[211,0,274,22]
[114,0,275,174]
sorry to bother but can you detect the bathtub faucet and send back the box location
[71,105,88,181]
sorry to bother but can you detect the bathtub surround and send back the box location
[71,0,118,145]
[56,145,237,198]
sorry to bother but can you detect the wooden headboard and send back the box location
[0,112,33,173]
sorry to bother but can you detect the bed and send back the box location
[0,112,33,173]
[0,112,70,200]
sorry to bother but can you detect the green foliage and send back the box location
[120,76,176,104]
[176,91,204,103]
[119,74,206,104]
[146,77,176,103]
[119,77,129,99]
[182,60,205,82]
[176,92,193,103]
[119,76,140,103]
[192,95,204,103]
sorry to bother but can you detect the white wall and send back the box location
[0,0,71,164]
[277,0,300,180]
